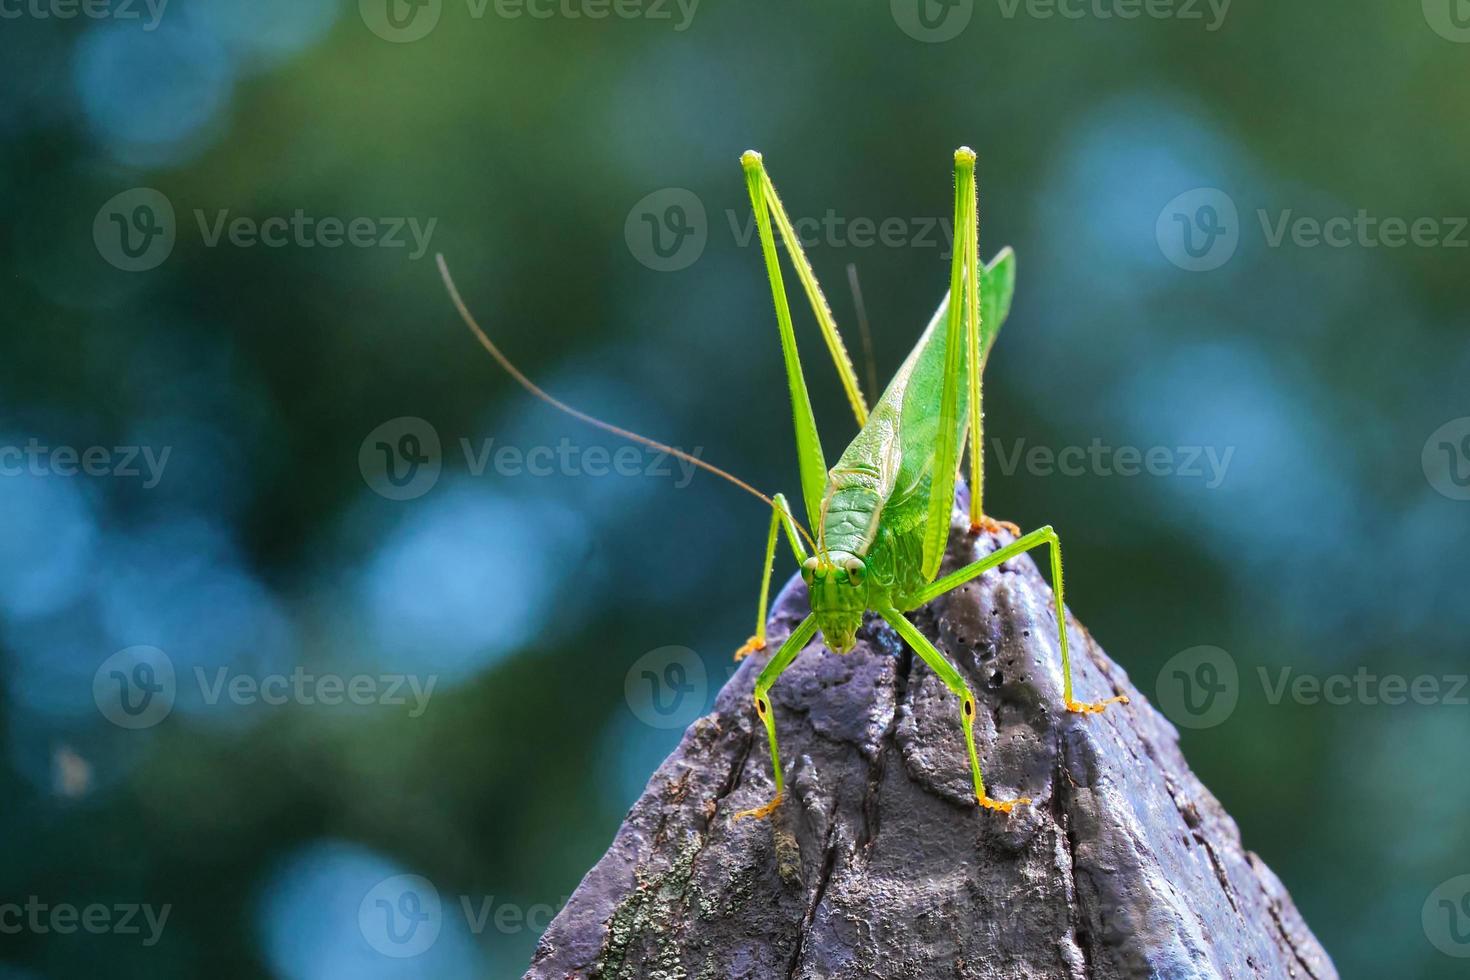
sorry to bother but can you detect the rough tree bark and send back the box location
[525,510,1338,979]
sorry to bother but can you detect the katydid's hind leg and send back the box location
[734,614,819,821]
[919,150,978,583]
[1031,526,1127,714]
[735,493,806,661]
[911,526,1129,716]
[953,152,1016,540]
[880,609,1031,814]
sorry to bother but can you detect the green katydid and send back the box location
[436,147,1127,820]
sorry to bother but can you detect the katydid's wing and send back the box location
[913,247,1015,581]
[910,247,1015,359]
[979,247,1015,365]
[961,246,1018,530]
[886,248,1019,537]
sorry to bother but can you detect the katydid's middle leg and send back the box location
[880,609,1029,813]
[734,492,807,660]
[911,526,1129,715]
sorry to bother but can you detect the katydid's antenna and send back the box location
[437,254,820,555]
[845,263,879,403]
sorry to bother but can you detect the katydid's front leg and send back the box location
[734,614,819,821]
[735,493,807,660]
[912,526,1129,715]
[880,609,1029,813]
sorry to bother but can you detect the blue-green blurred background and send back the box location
[3,0,1469,976]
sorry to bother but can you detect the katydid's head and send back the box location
[801,552,868,654]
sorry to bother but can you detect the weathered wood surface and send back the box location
[525,514,1337,979]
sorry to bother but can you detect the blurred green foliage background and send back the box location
[2,0,1468,976]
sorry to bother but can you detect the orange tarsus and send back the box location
[1066,695,1130,715]
[969,516,1021,537]
[978,795,1031,814]
[733,793,784,822]
[733,636,767,662]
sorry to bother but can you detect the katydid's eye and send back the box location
[844,557,865,584]
[801,557,820,583]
